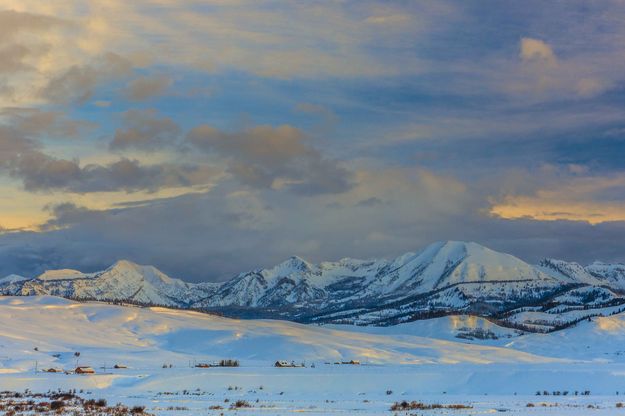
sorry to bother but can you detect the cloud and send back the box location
[41,52,133,104]
[490,172,625,224]
[0,108,93,138]
[0,43,42,74]
[295,103,337,120]
[502,30,617,99]
[576,77,606,97]
[0,121,211,194]
[41,202,107,231]
[0,10,66,40]
[12,156,210,194]
[0,167,471,280]
[520,37,557,66]
[364,14,412,26]
[110,117,354,195]
[0,10,72,105]
[355,197,384,207]
[1,1,625,282]
[2,166,625,281]
[125,75,172,101]
[110,109,180,151]
[186,124,354,195]
[294,102,339,133]
[0,126,36,167]
[0,1,438,84]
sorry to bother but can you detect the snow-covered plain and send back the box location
[3,297,625,414]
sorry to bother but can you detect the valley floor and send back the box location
[3,296,625,415]
[3,368,625,415]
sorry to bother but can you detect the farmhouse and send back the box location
[75,366,95,374]
[113,364,127,369]
[44,368,62,373]
[274,360,304,368]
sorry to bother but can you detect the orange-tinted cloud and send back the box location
[491,175,625,224]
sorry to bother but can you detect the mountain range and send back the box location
[2,241,625,333]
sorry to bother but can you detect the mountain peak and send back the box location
[403,240,556,291]
[433,240,498,254]
[436,240,474,247]
[288,255,309,263]
[104,259,181,287]
[107,259,142,272]
[276,256,314,272]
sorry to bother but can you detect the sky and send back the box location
[1,1,625,281]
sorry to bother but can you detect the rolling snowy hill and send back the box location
[0,295,550,371]
[2,241,625,332]
[5,296,625,414]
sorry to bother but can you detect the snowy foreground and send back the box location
[3,297,625,414]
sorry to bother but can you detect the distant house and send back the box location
[75,366,95,374]
[44,368,62,373]
[274,360,303,368]
[195,363,211,368]
[341,360,360,365]
[113,364,127,369]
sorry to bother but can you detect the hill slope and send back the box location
[0,296,550,372]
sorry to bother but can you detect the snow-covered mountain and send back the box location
[192,241,567,324]
[2,241,625,331]
[12,260,219,307]
[586,262,625,290]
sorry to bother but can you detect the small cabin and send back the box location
[113,364,127,369]
[342,360,360,365]
[44,368,62,373]
[75,366,95,374]
[195,363,211,368]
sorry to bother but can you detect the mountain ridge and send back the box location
[2,240,625,331]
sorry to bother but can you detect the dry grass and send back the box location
[389,401,472,411]
[230,399,252,409]
[0,390,152,415]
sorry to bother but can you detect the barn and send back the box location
[75,366,95,374]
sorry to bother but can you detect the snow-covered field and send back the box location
[3,296,625,415]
